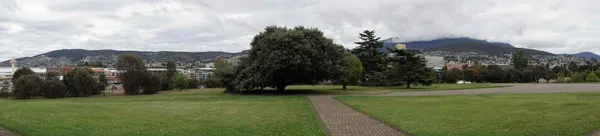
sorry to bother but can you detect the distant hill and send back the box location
[380,37,555,56]
[0,49,246,67]
[381,37,514,52]
[425,42,554,56]
[564,52,600,59]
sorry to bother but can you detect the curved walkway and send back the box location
[382,84,600,96]
[309,96,406,136]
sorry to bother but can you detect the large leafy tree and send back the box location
[352,30,387,79]
[387,49,436,88]
[42,79,67,99]
[65,68,97,97]
[512,50,528,70]
[214,60,236,92]
[463,68,481,83]
[142,74,162,94]
[337,52,363,90]
[13,74,43,99]
[231,26,346,92]
[12,67,36,83]
[116,53,147,95]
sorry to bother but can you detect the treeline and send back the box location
[9,67,109,99]
[212,26,436,93]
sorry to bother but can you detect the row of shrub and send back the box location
[10,67,108,100]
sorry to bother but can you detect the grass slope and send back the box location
[337,93,600,136]
[0,89,324,136]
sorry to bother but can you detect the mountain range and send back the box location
[0,49,247,67]
[381,37,598,57]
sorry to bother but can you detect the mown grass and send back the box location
[0,89,325,136]
[337,93,600,136]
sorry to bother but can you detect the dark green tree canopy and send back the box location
[12,67,36,83]
[387,49,436,88]
[233,26,346,92]
[352,30,387,76]
[512,50,528,70]
[117,53,147,95]
[13,74,43,100]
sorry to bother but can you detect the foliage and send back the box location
[570,72,585,83]
[555,73,568,83]
[586,73,600,82]
[12,67,36,84]
[163,61,177,90]
[485,65,506,83]
[512,50,528,70]
[568,61,578,72]
[336,52,363,89]
[462,68,480,82]
[504,68,523,83]
[387,49,436,88]
[595,69,600,78]
[352,30,387,78]
[116,53,147,95]
[187,79,200,89]
[12,74,43,99]
[64,68,98,97]
[361,71,397,86]
[230,26,346,92]
[141,74,162,94]
[172,72,188,91]
[443,68,462,83]
[213,60,236,91]
[42,79,67,99]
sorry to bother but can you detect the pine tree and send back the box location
[388,49,435,88]
[512,50,528,70]
[352,30,387,78]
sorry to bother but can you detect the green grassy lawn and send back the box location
[283,84,507,95]
[337,93,600,136]
[0,89,325,136]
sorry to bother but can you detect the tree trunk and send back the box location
[406,82,411,89]
[343,84,347,90]
[276,85,286,92]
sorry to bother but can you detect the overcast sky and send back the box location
[1,0,598,61]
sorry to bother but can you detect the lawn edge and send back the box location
[307,96,332,136]
[585,130,600,136]
[331,96,413,136]
[0,126,20,136]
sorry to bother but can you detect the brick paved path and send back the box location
[309,96,406,136]
[0,127,19,136]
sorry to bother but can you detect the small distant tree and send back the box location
[172,72,188,91]
[13,74,43,99]
[187,79,200,89]
[163,61,177,90]
[486,65,506,83]
[388,49,436,88]
[586,73,600,82]
[142,74,162,94]
[512,50,528,70]
[65,68,98,97]
[116,53,147,95]
[504,68,523,83]
[462,68,480,83]
[570,72,585,83]
[213,60,236,91]
[443,68,462,83]
[42,79,67,99]
[12,67,36,84]
[336,52,363,90]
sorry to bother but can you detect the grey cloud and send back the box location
[1,0,600,61]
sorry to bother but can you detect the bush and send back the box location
[42,79,67,99]
[203,77,221,88]
[586,73,600,82]
[13,75,43,100]
[570,73,585,83]
[188,79,200,89]
[0,86,10,98]
[142,74,162,94]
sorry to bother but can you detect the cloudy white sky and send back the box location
[1,0,599,61]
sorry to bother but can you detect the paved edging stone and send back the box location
[0,126,19,136]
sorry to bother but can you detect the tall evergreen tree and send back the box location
[351,30,387,77]
[387,49,435,88]
[512,50,528,70]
